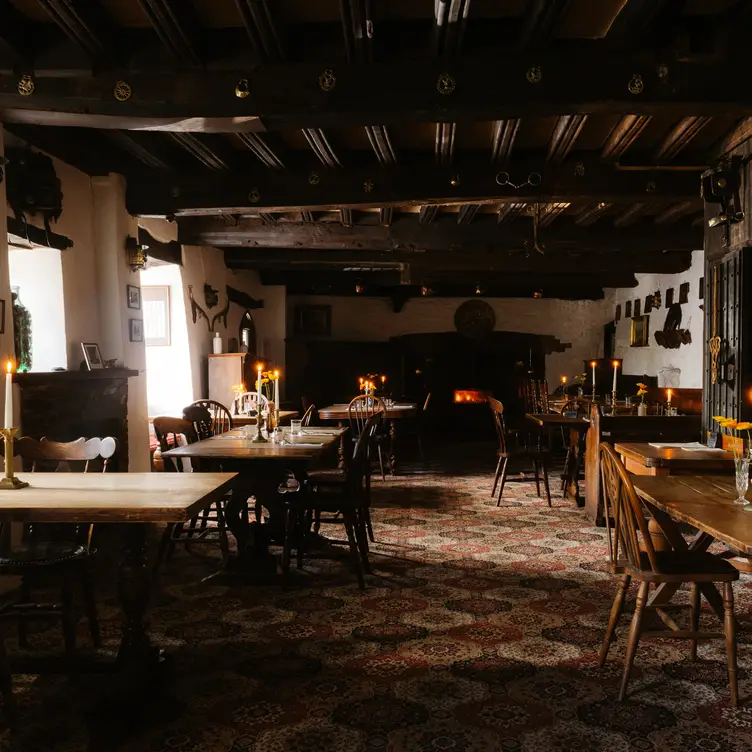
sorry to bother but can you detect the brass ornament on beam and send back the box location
[308,172,321,185]
[526,67,542,84]
[319,69,336,91]
[248,188,260,203]
[170,186,181,198]
[646,180,657,193]
[628,74,644,95]
[574,162,585,177]
[436,73,456,95]
[113,80,132,101]
[363,180,374,193]
[17,74,35,96]
[235,79,250,98]
[450,173,461,187]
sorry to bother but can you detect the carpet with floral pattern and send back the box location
[2,447,751,751]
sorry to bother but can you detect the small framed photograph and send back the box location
[630,315,650,347]
[126,285,141,310]
[81,342,104,370]
[0,299,6,334]
[129,318,144,343]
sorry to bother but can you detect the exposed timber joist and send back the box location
[457,204,480,225]
[181,216,701,254]
[301,210,314,223]
[433,0,471,57]
[340,0,372,63]
[575,202,612,226]
[538,202,569,227]
[2,55,751,129]
[613,202,648,227]
[518,0,571,50]
[654,200,700,225]
[221,245,692,276]
[491,119,520,163]
[136,0,202,66]
[125,157,700,216]
[435,122,455,165]
[259,212,276,224]
[103,130,175,173]
[302,128,342,169]
[654,116,712,162]
[340,208,353,227]
[601,115,652,161]
[716,117,752,157]
[419,205,440,225]
[36,0,119,62]
[379,207,393,226]
[365,125,396,166]
[167,133,230,171]
[547,114,587,164]
[234,0,283,61]
[236,132,284,169]
[497,203,526,224]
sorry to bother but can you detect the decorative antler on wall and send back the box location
[188,285,230,333]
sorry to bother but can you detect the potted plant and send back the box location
[636,382,648,416]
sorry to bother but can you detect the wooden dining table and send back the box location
[163,426,346,560]
[229,409,298,427]
[0,472,238,670]
[631,474,751,618]
[616,441,735,476]
[318,402,419,472]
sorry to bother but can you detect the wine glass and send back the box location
[734,456,750,505]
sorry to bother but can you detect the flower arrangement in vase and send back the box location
[712,415,752,506]
[636,382,648,416]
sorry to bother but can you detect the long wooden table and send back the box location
[318,403,418,472]
[230,409,298,427]
[616,442,735,476]
[163,427,346,558]
[631,474,750,618]
[0,472,238,668]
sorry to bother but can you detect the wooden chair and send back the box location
[598,443,740,705]
[153,417,231,569]
[0,437,117,662]
[301,404,316,427]
[348,395,389,480]
[189,399,233,435]
[489,397,551,506]
[281,413,381,589]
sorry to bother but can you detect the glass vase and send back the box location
[734,456,750,505]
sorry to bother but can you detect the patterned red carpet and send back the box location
[2,447,751,751]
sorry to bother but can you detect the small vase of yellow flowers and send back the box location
[712,415,752,505]
[636,383,648,416]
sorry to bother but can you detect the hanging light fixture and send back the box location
[125,235,149,272]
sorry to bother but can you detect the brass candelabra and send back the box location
[252,409,268,443]
[0,428,28,489]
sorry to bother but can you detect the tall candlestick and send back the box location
[256,363,262,414]
[612,360,619,394]
[4,362,12,429]
[590,361,597,391]
[273,369,280,413]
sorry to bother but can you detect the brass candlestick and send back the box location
[252,410,268,443]
[611,390,618,415]
[0,429,28,489]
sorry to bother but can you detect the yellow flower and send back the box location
[736,422,752,431]
[719,418,738,429]
[637,382,647,389]
[712,415,728,423]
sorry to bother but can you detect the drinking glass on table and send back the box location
[290,419,303,437]
[734,456,750,505]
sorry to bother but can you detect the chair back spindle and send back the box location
[188,399,233,435]
[347,395,386,438]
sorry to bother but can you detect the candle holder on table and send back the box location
[252,410,268,443]
[611,391,618,415]
[0,429,28,489]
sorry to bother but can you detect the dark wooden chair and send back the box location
[598,443,740,705]
[489,397,551,506]
[154,417,230,569]
[189,399,233,435]
[301,404,316,427]
[0,437,117,663]
[281,413,381,589]
[348,395,389,480]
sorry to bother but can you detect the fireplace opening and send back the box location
[454,389,491,404]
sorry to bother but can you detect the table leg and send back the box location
[225,485,251,557]
[388,419,397,474]
[567,430,586,507]
[337,420,346,470]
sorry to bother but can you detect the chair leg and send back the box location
[533,460,541,497]
[295,510,305,570]
[80,561,101,649]
[154,524,174,574]
[363,505,375,543]
[723,582,739,708]
[281,507,294,581]
[541,458,552,507]
[690,583,700,661]
[354,509,372,574]
[60,572,77,668]
[491,455,503,498]
[377,445,386,481]
[599,574,631,666]
[342,511,365,589]
[496,458,509,507]
[17,578,30,649]
[618,580,649,701]
[215,501,230,568]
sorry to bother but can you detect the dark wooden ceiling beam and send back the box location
[126,156,699,216]
[340,208,353,227]
[716,117,752,157]
[433,0,471,57]
[491,119,520,163]
[379,207,393,226]
[654,200,699,225]
[457,204,480,225]
[538,202,570,227]
[340,0,372,63]
[601,115,652,161]
[365,125,396,166]
[36,0,119,62]
[419,205,440,225]
[547,114,587,164]
[236,132,285,169]
[182,215,700,254]
[302,128,342,169]
[234,0,283,61]
[136,0,202,66]
[497,202,526,224]
[103,130,175,173]
[575,202,612,226]
[301,210,315,223]
[167,133,230,171]
[518,0,571,50]
[4,53,752,128]
[654,116,713,162]
[259,212,276,224]
[614,202,648,227]
[0,0,34,63]
[435,122,455,165]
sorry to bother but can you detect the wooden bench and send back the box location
[584,403,702,525]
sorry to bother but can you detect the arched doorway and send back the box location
[239,310,257,360]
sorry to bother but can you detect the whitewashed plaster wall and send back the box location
[607,249,704,388]
[287,295,613,382]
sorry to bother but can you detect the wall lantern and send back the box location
[126,235,149,272]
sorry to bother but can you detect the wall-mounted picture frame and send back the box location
[644,295,653,313]
[699,277,705,300]
[0,299,6,334]
[615,304,621,322]
[81,342,104,370]
[129,318,144,343]
[665,287,674,306]
[634,299,641,317]
[625,301,632,318]
[679,281,690,304]
[126,284,141,310]
[630,315,650,347]
[293,304,332,337]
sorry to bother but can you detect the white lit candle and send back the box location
[667,388,672,406]
[256,363,263,415]
[3,362,11,429]
[273,369,280,413]
[612,360,619,394]
[591,361,597,391]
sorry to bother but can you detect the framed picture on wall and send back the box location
[81,342,104,370]
[630,315,650,347]
[615,304,621,322]
[634,299,641,317]
[294,305,332,337]
[0,299,6,334]
[679,281,690,304]
[625,301,632,318]
[129,318,144,343]
[126,285,141,310]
